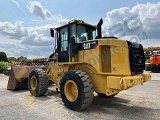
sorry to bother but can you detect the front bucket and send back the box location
[7,66,43,90]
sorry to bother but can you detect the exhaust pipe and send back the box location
[97,18,103,39]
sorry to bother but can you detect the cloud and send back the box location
[54,14,69,25]
[26,1,69,25]
[21,24,58,46]
[2,1,160,58]
[0,21,56,46]
[0,36,54,58]
[27,1,53,20]
[132,2,160,28]
[102,2,160,44]
[0,21,28,39]
[0,22,57,58]
[0,1,69,58]
[0,20,58,45]
[0,2,69,58]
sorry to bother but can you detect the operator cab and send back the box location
[51,20,97,52]
[50,20,99,62]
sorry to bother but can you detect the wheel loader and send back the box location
[144,46,160,72]
[7,19,151,111]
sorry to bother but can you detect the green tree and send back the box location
[0,61,8,73]
[0,52,8,62]
[8,57,16,63]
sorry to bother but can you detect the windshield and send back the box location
[76,25,96,42]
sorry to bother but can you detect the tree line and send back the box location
[0,52,17,62]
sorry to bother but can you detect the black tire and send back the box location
[58,52,69,62]
[151,66,159,73]
[98,93,118,97]
[60,70,94,111]
[28,69,48,97]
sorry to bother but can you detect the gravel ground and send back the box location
[0,71,160,120]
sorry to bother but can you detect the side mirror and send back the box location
[50,28,54,37]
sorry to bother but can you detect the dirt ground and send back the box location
[0,71,160,120]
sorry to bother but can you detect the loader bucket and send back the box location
[7,66,43,90]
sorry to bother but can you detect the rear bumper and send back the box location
[106,74,151,95]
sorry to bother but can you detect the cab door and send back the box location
[60,27,68,51]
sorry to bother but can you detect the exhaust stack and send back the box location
[97,18,103,39]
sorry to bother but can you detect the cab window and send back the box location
[60,27,68,51]
[76,25,96,43]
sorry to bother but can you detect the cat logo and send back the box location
[83,43,91,49]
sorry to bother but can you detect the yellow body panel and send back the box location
[45,39,151,96]
[77,39,131,75]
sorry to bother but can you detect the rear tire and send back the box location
[28,69,48,97]
[60,70,94,111]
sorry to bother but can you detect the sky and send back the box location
[0,0,160,59]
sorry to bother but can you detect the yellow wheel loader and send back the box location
[7,19,151,111]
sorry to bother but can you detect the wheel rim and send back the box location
[64,80,78,102]
[30,76,37,90]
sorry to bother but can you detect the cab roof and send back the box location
[55,19,97,30]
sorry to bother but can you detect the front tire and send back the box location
[28,69,48,97]
[60,70,94,111]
